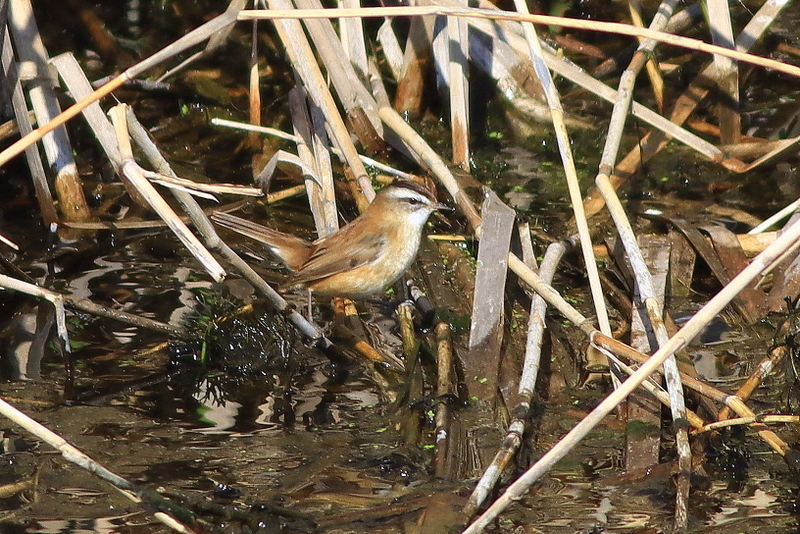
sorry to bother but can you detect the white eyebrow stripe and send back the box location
[387,188,433,203]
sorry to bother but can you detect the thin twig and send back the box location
[237,7,800,79]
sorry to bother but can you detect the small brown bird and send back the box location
[212,180,449,299]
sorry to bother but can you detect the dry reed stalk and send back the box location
[377,19,404,80]
[511,0,613,368]
[157,0,247,82]
[51,53,151,208]
[289,87,338,236]
[65,296,186,338]
[434,322,454,477]
[717,344,789,422]
[750,200,800,234]
[237,7,800,79]
[698,415,800,433]
[593,232,778,259]
[109,104,226,281]
[1,32,58,225]
[706,0,740,145]
[447,13,470,169]
[9,0,91,223]
[0,274,69,350]
[598,144,692,527]
[140,171,262,198]
[338,0,369,77]
[597,0,680,177]
[263,0,375,210]
[627,0,665,112]
[212,117,418,179]
[600,349,706,430]
[308,100,338,233]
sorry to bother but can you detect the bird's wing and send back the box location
[286,228,387,286]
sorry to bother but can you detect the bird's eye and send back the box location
[406,197,421,205]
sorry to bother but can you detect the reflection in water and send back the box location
[191,379,243,433]
[4,515,149,534]
[4,305,53,380]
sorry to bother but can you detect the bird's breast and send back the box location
[305,225,424,298]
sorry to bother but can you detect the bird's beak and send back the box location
[434,202,453,211]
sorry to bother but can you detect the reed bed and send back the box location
[1,0,799,532]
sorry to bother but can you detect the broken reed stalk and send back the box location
[626,0,665,112]
[463,214,800,533]
[9,0,91,223]
[717,344,789,421]
[0,274,70,351]
[212,117,416,179]
[0,397,198,533]
[1,30,58,225]
[447,14,470,170]
[307,98,338,232]
[108,104,226,282]
[236,7,800,79]
[434,322,454,477]
[698,415,800,433]
[706,0,740,145]
[288,87,338,236]
[338,0,369,76]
